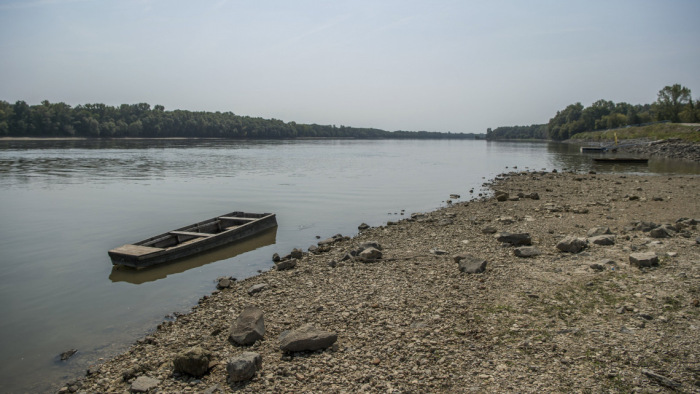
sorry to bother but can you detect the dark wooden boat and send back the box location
[108,212,277,268]
[592,158,648,164]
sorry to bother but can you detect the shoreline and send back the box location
[58,171,699,393]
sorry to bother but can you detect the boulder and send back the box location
[589,234,615,246]
[587,226,612,237]
[274,258,297,271]
[649,225,676,238]
[629,252,659,268]
[227,352,262,383]
[454,255,487,273]
[556,236,588,253]
[495,191,509,202]
[217,277,233,290]
[279,324,337,352]
[358,223,370,230]
[131,376,160,393]
[229,306,265,346]
[481,226,498,234]
[271,253,280,262]
[358,247,382,262]
[247,283,267,296]
[514,246,541,258]
[290,248,303,259]
[495,232,532,246]
[173,346,212,377]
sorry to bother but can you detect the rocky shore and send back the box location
[59,171,699,393]
[618,138,700,162]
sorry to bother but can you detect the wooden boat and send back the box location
[108,212,277,268]
[592,158,648,164]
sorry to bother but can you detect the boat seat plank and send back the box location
[218,216,258,221]
[110,244,164,257]
[169,231,213,237]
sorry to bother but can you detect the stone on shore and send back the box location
[217,277,234,290]
[358,247,382,262]
[279,323,337,352]
[454,254,487,273]
[227,352,262,383]
[290,248,304,259]
[495,191,509,201]
[650,225,676,238]
[629,252,659,268]
[589,234,615,246]
[358,223,370,230]
[247,283,267,296]
[514,246,541,258]
[556,236,588,253]
[274,258,297,271]
[131,376,160,393]
[229,306,265,346]
[587,226,612,237]
[59,349,77,361]
[173,346,212,377]
[481,226,498,234]
[495,232,532,246]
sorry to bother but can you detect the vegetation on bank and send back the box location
[0,100,479,140]
[570,123,700,143]
[487,83,700,141]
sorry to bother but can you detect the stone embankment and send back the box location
[618,138,700,162]
[58,171,699,393]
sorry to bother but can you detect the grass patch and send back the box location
[571,123,700,143]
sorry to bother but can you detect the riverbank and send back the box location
[59,171,699,393]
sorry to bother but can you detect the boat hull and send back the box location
[108,212,277,268]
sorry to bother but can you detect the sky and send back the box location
[1,0,699,133]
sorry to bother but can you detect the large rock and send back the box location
[495,191,509,202]
[629,252,659,268]
[173,346,212,377]
[556,236,588,253]
[131,376,160,393]
[495,232,532,246]
[358,247,382,262]
[587,226,612,237]
[649,225,676,238]
[229,306,265,346]
[589,234,615,246]
[247,283,267,296]
[290,248,304,259]
[514,246,541,258]
[454,255,487,273]
[227,352,262,383]
[279,324,337,352]
[274,258,297,271]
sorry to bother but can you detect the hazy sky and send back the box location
[1,0,699,133]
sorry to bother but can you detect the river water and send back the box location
[0,138,698,392]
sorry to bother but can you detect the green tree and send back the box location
[654,84,692,122]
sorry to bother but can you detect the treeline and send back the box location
[486,124,547,140]
[0,100,478,139]
[487,84,700,141]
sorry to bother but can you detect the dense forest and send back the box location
[0,100,479,140]
[487,84,699,141]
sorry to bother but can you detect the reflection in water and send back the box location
[109,227,277,284]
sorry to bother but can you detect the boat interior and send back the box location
[138,214,261,249]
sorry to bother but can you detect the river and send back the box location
[0,138,698,392]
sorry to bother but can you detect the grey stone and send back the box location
[633,221,657,232]
[358,247,382,262]
[514,246,541,258]
[527,192,540,200]
[589,234,615,246]
[495,232,532,246]
[454,254,487,273]
[59,349,77,361]
[290,248,303,259]
[173,346,212,377]
[359,241,382,250]
[629,252,659,268]
[587,226,612,237]
[217,277,233,289]
[358,223,370,230]
[650,225,676,238]
[589,263,605,272]
[481,226,498,234]
[495,191,509,201]
[308,245,318,253]
[430,249,448,255]
[279,323,337,352]
[274,258,297,271]
[556,236,588,253]
[226,352,262,383]
[131,376,160,393]
[229,306,265,346]
[318,234,344,246]
[247,283,267,296]
[272,253,280,262]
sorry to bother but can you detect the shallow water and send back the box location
[0,138,698,392]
